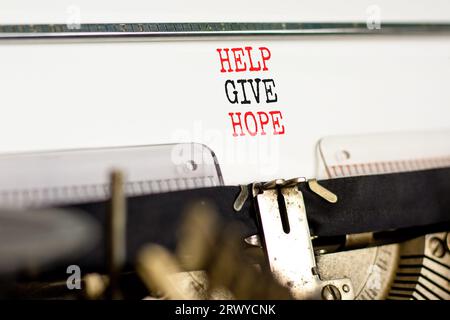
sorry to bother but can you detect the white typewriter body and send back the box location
[1,0,450,185]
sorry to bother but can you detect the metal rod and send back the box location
[1,22,450,41]
[106,169,127,299]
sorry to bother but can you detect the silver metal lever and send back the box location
[255,183,354,300]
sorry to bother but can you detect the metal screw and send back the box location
[342,284,350,293]
[336,150,351,162]
[429,237,445,258]
[244,234,261,247]
[186,160,198,171]
[321,284,342,300]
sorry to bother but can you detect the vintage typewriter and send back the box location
[0,1,449,300]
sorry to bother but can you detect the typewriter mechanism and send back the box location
[0,139,448,300]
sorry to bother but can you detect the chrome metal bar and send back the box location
[0,22,450,41]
